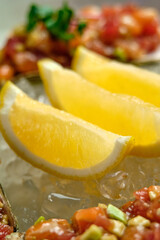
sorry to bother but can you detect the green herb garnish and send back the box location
[26,4,53,32]
[77,22,87,34]
[34,216,45,225]
[26,3,87,41]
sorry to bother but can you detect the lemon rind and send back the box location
[0,82,133,179]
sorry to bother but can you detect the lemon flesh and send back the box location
[0,82,133,179]
[72,47,160,108]
[39,59,160,157]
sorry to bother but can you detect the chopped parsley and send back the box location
[77,22,87,34]
[26,3,87,41]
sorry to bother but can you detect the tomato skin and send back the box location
[146,197,160,223]
[134,8,158,26]
[5,36,25,58]
[0,223,13,240]
[150,223,160,240]
[121,226,144,240]
[0,64,14,80]
[25,219,75,240]
[123,199,150,218]
[122,187,160,222]
[99,17,120,43]
[12,51,38,73]
[121,223,160,240]
[119,14,142,37]
[138,35,160,52]
[134,187,150,202]
[120,4,137,14]
[121,226,155,240]
[72,207,111,234]
[143,19,159,36]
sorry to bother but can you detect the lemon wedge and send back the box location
[72,46,160,108]
[0,82,133,179]
[38,59,160,157]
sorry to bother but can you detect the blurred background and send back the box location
[0,0,160,45]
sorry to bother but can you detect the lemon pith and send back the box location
[72,47,160,108]
[39,59,160,157]
[0,82,133,179]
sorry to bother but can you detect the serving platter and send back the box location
[1,0,160,232]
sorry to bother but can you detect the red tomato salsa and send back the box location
[24,186,160,240]
[0,3,160,81]
[0,200,13,240]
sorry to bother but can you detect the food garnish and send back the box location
[38,58,160,157]
[0,81,133,179]
[26,3,84,41]
[1,185,160,239]
[72,46,160,108]
[34,216,45,225]
[0,185,17,240]
[0,3,160,80]
[22,185,160,240]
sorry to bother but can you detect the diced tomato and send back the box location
[0,223,13,240]
[122,186,160,222]
[4,36,25,58]
[134,8,158,26]
[78,6,101,21]
[102,6,121,19]
[99,17,120,43]
[25,219,75,240]
[134,187,150,201]
[118,223,160,240]
[72,207,110,234]
[12,51,38,73]
[150,223,160,240]
[121,201,134,215]
[146,197,160,222]
[0,64,14,80]
[51,40,69,55]
[94,215,113,232]
[114,39,143,60]
[50,54,71,67]
[142,19,159,36]
[84,39,112,57]
[119,14,142,37]
[122,226,156,240]
[122,199,150,218]
[121,226,145,240]
[138,35,160,52]
[120,4,137,14]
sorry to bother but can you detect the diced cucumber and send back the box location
[107,204,127,224]
[80,224,102,240]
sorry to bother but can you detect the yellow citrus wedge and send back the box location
[0,82,133,179]
[72,46,160,108]
[38,59,160,157]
